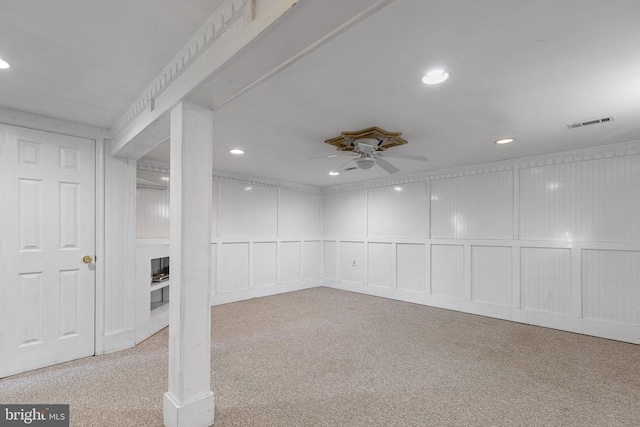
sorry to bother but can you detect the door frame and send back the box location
[0,107,108,357]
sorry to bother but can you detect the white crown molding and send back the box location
[137,163,170,174]
[323,140,640,193]
[213,169,323,193]
[111,0,251,138]
[136,164,322,193]
[138,159,170,172]
[0,106,110,139]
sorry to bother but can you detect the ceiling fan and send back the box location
[310,127,428,175]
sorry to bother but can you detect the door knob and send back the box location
[82,255,93,264]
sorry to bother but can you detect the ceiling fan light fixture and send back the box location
[422,69,449,85]
[356,157,376,170]
[495,138,514,145]
[0,57,10,69]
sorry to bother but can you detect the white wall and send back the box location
[136,187,170,239]
[135,144,640,344]
[322,144,640,345]
[211,179,323,303]
[103,147,137,353]
[136,173,323,306]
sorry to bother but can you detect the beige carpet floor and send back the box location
[1,287,639,426]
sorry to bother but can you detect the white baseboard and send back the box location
[210,279,322,306]
[323,279,640,345]
[136,304,170,344]
[102,329,136,354]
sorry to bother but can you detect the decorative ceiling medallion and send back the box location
[324,126,407,152]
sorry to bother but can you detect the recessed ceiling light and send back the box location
[495,138,514,145]
[229,148,245,155]
[422,69,449,85]
[0,57,10,69]
[329,171,339,176]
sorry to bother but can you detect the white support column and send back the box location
[164,102,215,427]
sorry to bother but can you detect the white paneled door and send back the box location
[0,125,95,377]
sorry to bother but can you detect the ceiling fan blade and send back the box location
[378,152,429,162]
[307,152,353,160]
[337,158,357,172]
[376,157,400,174]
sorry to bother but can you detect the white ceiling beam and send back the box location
[111,0,394,158]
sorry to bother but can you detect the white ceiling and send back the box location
[183,0,640,187]
[3,0,640,188]
[0,0,225,128]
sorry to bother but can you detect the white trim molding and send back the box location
[213,170,323,194]
[0,106,109,140]
[111,0,252,138]
[111,0,395,158]
[136,164,324,194]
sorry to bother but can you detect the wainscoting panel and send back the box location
[278,190,322,238]
[471,246,512,307]
[339,241,365,283]
[252,242,277,288]
[367,242,393,289]
[520,247,571,315]
[431,170,513,239]
[280,241,302,283]
[397,244,426,293]
[323,241,337,279]
[219,181,277,238]
[323,189,367,238]
[519,155,640,242]
[218,242,249,293]
[431,245,464,298]
[367,182,428,238]
[303,241,321,280]
[582,249,640,326]
[136,187,170,238]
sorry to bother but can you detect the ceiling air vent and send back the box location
[567,116,615,129]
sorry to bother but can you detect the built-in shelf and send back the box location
[136,242,171,344]
[150,256,170,312]
[150,280,170,293]
[150,299,169,311]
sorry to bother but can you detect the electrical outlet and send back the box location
[352,260,356,267]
